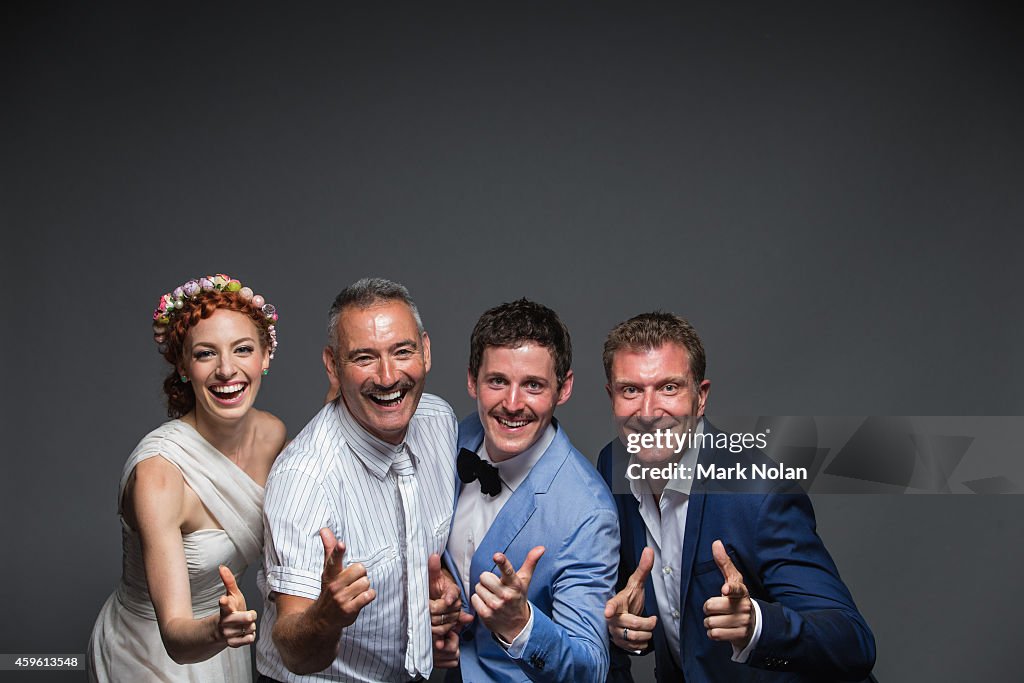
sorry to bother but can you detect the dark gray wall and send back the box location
[4,3,1022,681]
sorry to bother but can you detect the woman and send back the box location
[88,274,286,682]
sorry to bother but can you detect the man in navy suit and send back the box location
[434,299,619,682]
[597,312,875,682]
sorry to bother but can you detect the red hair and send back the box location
[160,291,273,418]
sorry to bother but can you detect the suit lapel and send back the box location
[611,438,651,581]
[468,421,570,597]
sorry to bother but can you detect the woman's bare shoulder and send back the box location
[123,455,187,529]
[252,410,287,463]
[129,454,186,492]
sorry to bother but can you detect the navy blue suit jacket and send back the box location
[597,424,875,682]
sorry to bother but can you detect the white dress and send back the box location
[88,420,264,682]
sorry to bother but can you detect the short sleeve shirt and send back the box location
[256,394,457,682]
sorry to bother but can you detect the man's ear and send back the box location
[467,368,478,400]
[695,378,711,417]
[421,331,432,373]
[556,370,574,406]
[323,346,342,404]
[323,346,336,379]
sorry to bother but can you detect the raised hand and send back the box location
[315,527,377,629]
[471,546,545,643]
[604,546,657,653]
[703,539,755,648]
[217,565,257,647]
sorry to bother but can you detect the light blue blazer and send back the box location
[445,414,620,683]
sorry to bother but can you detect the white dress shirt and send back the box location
[257,395,457,683]
[447,423,556,654]
[628,419,762,668]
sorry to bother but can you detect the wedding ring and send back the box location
[623,627,629,640]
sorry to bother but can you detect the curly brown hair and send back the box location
[160,290,274,418]
[468,299,573,388]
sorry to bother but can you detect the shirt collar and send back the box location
[334,399,418,480]
[478,422,557,493]
[629,417,704,502]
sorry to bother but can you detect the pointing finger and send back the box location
[605,592,625,619]
[722,579,748,599]
[218,566,246,616]
[493,553,517,583]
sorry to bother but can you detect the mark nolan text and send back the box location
[627,462,808,481]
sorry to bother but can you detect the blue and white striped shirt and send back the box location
[257,394,457,682]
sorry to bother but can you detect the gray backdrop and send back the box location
[4,2,1022,681]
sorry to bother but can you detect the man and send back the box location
[257,278,457,682]
[436,299,620,682]
[598,312,875,682]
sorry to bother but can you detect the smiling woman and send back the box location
[159,279,279,420]
[87,274,287,683]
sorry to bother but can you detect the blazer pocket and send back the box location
[693,548,742,576]
[694,559,719,575]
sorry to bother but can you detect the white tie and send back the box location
[393,446,431,678]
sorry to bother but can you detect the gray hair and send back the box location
[326,277,425,350]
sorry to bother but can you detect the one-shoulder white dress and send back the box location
[88,420,263,682]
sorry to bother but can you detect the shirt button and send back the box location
[672,610,680,619]
[663,566,673,575]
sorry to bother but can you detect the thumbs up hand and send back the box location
[604,547,657,652]
[429,553,471,638]
[702,539,755,648]
[471,546,545,643]
[217,565,257,647]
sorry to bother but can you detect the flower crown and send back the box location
[151,274,279,359]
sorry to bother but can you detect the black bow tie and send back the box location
[457,448,502,497]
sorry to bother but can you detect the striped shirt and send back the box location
[256,394,457,682]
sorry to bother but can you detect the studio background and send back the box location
[4,3,1022,681]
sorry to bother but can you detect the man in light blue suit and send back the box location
[435,299,619,683]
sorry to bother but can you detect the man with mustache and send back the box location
[598,312,875,682]
[434,299,619,682]
[257,278,457,683]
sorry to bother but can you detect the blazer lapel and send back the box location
[468,421,570,596]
